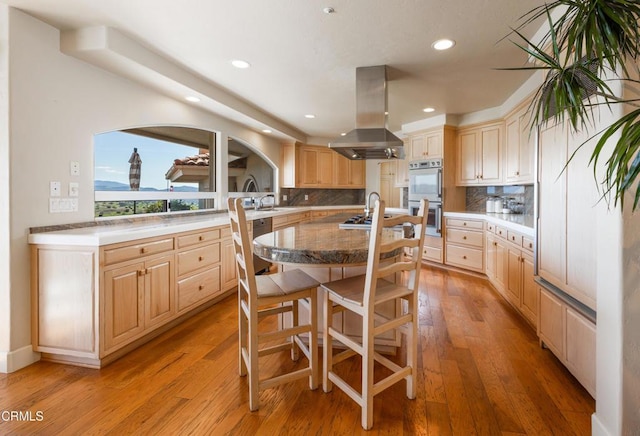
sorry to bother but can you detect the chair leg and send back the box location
[362,322,374,430]
[291,301,300,361]
[238,294,247,377]
[406,297,417,399]
[309,292,318,390]
[248,300,260,411]
[322,291,333,393]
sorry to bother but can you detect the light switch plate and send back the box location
[50,181,61,197]
[69,182,79,197]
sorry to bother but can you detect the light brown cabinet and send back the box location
[421,235,443,264]
[444,218,484,272]
[504,103,534,184]
[281,143,365,189]
[379,162,400,208]
[485,228,507,295]
[456,122,503,185]
[394,139,410,187]
[31,223,236,368]
[104,253,174,352]
[538,287,596,397]
[411,130,443,159]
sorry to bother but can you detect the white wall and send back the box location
[0,7,282,372]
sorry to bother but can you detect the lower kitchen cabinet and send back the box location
[422,235,443,264]
[444,218,484,272]
[31,224,235,368]
[485,229,507,295]
[103,254,174,352]
[539,287,596,397]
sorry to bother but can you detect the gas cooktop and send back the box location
[338,214,393,229]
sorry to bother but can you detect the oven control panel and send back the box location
[409,158,442,170]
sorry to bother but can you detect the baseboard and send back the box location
[0,345,40,373]
[592,413,613,436]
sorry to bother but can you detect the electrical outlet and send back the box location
[50,181,61,197]
[70,161,80,176]
[283,194,288,201]
[304,195,309,201]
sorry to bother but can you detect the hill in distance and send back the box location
[95,180,197,192]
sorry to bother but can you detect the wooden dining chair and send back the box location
[321,198,428,429]
[227,197,319,411]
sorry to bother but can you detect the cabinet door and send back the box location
[104,263,145,351]
[333,153,351,187]
[425,131,443,157]
[505,115,520,182]
[379,176,399,208]
[505,247,522,307]
[485,233,497,280]
[538,122,568,287]
[349,160,366,187]
[457,130,479,185]
[144,254,175,328]
[318,150,334,185]
[410,135,426,159]
[494,238,508,295]
[281,143,297,188]
[479,125,501,184]
[395,158,408,187]
[517,111,535,182]
[300,148,319,186]
[221,237,237,291]
[539,288,565,357]
[565,308,596,397]
[520,252,537,326]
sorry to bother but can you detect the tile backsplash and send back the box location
[466,185,534,215]
[280,188,365,206]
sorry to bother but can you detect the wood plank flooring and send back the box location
[0,266,594,435]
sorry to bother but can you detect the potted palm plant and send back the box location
[507,0,640,209]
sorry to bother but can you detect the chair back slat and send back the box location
[228,198,258,301]
[362,199,429,310]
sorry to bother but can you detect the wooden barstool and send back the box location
[321,199,428,429]
[227,198,319,411]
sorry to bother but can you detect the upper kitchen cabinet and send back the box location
[280,143,365,189]
[410,130,443,159]
[456,121,503,186]
[505,102,535,184]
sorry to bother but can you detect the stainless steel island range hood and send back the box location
[329,65,404,160]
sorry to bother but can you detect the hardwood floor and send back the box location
[0,266,594,435]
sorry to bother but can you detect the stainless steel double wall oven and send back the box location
[408,158,443,237]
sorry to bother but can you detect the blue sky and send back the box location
[94,131,201,190]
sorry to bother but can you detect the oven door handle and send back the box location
[437,168,443,199]
[436,204,442,234]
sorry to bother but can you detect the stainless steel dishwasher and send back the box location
[252,217,272,274]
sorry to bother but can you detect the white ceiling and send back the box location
[3,0,547,142]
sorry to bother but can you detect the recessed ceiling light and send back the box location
[185,96,200,103]
[305,114,316,119]
[262,129,272,133]
[432,39,455,51]
[423,107,435,113]
[323,7,335,14]
[341,132,347,136]
[231,59,250,69]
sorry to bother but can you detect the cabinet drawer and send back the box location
[219,226,232,239]
[445,244,483,271]
[446,218,484,230]
[522,236,534,253]
[104,238,174,265]
[485,222,496,233]
[272,215,289,228]
[177,266,221,311]
[507,231,523,246]
[177,243,220,276]
[495,226,508,239]
[446,228,484,248]
[177,229,220,249]
[422,246,443,263]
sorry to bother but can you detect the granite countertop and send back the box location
[444,210,535,236]
[27,205,369,246]
[253,213,402,266]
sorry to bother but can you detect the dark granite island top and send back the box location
[253,213,403,267]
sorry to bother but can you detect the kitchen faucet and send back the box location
[364,191,380,218]
[256,194,275,210]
